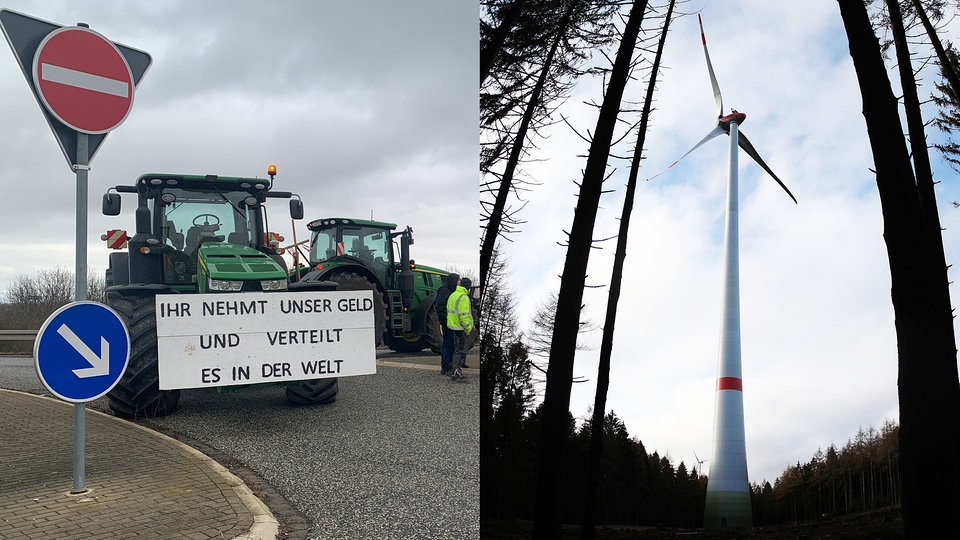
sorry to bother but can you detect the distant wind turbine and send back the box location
[651,14,797,530]
[693,450,708,478]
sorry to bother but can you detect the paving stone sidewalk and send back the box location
[0,389,273,540]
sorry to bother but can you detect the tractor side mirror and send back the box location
[290,199,303,220]
[103,193,121,215]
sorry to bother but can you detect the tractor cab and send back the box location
[306,218,397,285]
[102,167,303,293]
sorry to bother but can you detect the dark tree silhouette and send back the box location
[888,0,956,379]
[836,0,960,536]
[479,244,538,520]
[533,1,649,537]
[480,0,619,300]
[581,2,676,538]
[481,2,575,295]
[930,44,960,171]
[481,0,530,85]
[909,0,960,98]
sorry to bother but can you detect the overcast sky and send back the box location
[0,1,477,298]
[499,2,960,484]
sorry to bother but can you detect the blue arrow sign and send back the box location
[34,301,130,403]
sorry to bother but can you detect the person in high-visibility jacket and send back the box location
[445,276,474,382]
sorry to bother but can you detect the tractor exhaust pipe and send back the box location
[128,197,161,284]
[398,226,414,309]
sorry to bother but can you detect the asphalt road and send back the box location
[0,347,479,539]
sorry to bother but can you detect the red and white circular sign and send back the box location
[32,26,134,134]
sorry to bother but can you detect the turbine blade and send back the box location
[737,130,798,204]
[648,126,725,181]
[699,14,723,118]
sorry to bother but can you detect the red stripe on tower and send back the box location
[717,377,742,392]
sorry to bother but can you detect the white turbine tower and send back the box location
[653,15,797,529]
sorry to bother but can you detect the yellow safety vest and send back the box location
[446,286,474,333]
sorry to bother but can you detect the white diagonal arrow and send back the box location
[57,323,110,378]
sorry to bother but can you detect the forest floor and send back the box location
[482,507,903,539]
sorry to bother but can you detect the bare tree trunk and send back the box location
[581,2,674,538]
[888,0,958,377]
[481,4,572,295]
[837,1,960,535]
[532,2,648,538]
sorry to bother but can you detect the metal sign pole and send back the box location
[72,132,89,494]
[76,134,88,303]
[3,9,147,497]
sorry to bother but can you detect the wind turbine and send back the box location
[693,450,708,478]
[653,14,797,530]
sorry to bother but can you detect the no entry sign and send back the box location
[1,9,151,168]
[32,26,134,134]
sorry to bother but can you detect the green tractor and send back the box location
[101,166,343,417]
[291,218,476,353]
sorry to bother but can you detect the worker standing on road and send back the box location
[436,273,458,375]
[446,276,474,383]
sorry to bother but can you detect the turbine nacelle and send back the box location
[718,110,746,131]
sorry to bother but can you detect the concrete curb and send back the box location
[136,428,279,540]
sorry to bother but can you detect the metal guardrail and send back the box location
[0,330,38,341]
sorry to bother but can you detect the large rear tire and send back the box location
[327,272,386,347]
[106,291,180,418]
[384,298,443,354]
[383,306,435,352]
[383,333,426,353]
[285,378,338,405]
[425,307,443,354]
[387,302,443,354]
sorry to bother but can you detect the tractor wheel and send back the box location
[328,272,386,347]
[383,304,437,353]
[383,302,444,353]
[106,291,180,418]
[425,307,443,354]
[285,378,339,405]
[384,332,427,353]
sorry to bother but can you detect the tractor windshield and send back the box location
[310,225,391,269]
[160,188,258,251]
[157,188,259,285]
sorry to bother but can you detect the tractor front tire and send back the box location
[285,378,339,405]
[106,291,180,418]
